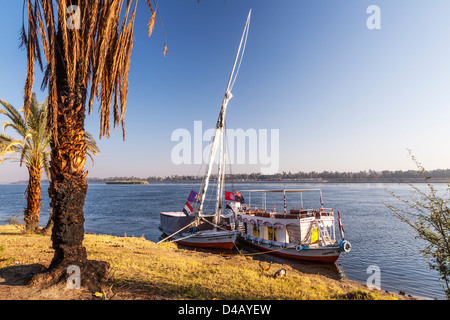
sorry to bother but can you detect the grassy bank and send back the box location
[0,225,401,300]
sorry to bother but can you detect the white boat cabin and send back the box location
[233,189,339,248]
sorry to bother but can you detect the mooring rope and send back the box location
[156,220,197,245]
[229,242,301,257]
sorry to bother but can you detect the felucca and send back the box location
[159,10,252,249]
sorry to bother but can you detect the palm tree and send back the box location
[21,0,163,289]
[0,94,100,232]
[0,94,50,232]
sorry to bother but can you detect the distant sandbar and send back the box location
[105,180,149,185]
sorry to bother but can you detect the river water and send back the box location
[0,182,447,299]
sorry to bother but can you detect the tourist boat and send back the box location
[158,11,252,249]
[159,212,238,249]
[230,189,351,263]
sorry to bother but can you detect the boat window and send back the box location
[268,227,277,241]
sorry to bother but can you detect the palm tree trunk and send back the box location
[24,165,42,232]
[31,20,109,291]
[47,85,89,268]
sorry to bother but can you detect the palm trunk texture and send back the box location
[24,166,42,232]
[30,20,109,291]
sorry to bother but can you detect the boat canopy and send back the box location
[239,189,324,209]
[239,189,321,193]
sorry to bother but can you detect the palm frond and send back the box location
[0,94,51,173]
[146,0,156,37]
[0,139,24,163]
[84,131,100,156]
[0,133,14,145]
[42,149,51,181]
[0,134,22,159]
[23,0,34,120]
[0,99,28,138]
[23,0,165,142]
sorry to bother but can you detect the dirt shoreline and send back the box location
[0,225,413,300]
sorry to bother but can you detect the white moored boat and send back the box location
[158,11,251,250]
[231,189,351,263]
[159,211,238,249]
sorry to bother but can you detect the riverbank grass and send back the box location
[0,225,398,300]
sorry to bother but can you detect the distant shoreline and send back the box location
[2,178,449,185]
[105,180,149,185]
[3,168,450,185]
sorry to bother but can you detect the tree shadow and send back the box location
[0,263,46,286]
[236,243,344,281]
[175,241,344,281]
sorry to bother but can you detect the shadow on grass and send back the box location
[0,263,46,286]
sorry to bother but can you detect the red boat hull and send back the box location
[241,239,341,263]
[178,239,235,250]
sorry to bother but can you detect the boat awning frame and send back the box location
[239,189,324,208]
[239,189,321,193]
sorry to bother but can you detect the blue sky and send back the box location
[1,0,450,182]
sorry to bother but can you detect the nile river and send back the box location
[0,182,447,299]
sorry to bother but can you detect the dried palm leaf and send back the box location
[22,0,167,142]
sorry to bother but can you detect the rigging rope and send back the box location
[156,220,197,245]
[226,242,302,257]
[224,119,236,191]
[229,12,251,92]
[166,232,199,244]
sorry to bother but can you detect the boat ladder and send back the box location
[316,220,331,244]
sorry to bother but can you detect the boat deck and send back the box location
[241,207,334,219]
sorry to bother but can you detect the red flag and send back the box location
[183,201,193,216]
[225,191,236,202]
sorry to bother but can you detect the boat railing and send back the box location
[241,207,335,220]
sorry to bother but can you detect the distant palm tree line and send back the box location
[86,169,450,183]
